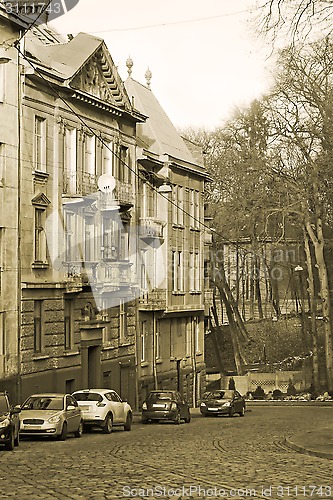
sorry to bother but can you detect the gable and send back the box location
[70,47,131,110]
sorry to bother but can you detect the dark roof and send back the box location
[125,77,207,175]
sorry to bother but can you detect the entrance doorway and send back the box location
[87,346,101,388]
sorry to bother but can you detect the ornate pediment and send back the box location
[70,48,130,110]
[32,192,51,207]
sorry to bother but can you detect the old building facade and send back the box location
[125,71,209,407]
[0,7,209,407]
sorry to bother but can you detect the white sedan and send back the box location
[72,389,132,433]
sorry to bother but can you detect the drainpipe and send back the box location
[16,41,22,404]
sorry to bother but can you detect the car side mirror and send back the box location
[67,405,75,411]
[10,405,21,414]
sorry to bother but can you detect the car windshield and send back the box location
[22,396,64,411]
[0,396,8,413]
[148,392,173,401]
[204,390,234,400]
[72,393,103,403]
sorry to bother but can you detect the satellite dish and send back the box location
[98,174,116,193]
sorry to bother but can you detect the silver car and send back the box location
[19,393,83,440]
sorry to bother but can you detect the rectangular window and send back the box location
[34,208,47,263]
[0,228,3,293]
[0,142,5,185]
[140,250,148,291]
[140,321,147,362]
[103,141,113,175]
[84,217,94,262]
[119,299,127,344]
[177,251,183,291]
[178,186,184,225]
[194,317,200,353]
[33,300,43,353]
[195,252,200,291]
[64,299,74,350]
[194,190,200,228]
[64,128,77,194]
[0,65,5,103]
[155,320,161,360]
[189,252,195,290]
[85,135,95,175]
[102,217,119,260]
[34,116,47,171]
[0,312,5,357]
[186,319,192,357]
[119,145,128,183]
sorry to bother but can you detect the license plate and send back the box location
[152,404,165,408]
[80,405,91,411]
[208,408,219,411]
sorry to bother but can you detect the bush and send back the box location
[253,385,265,400]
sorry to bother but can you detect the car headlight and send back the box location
[48,414,62,423]
[222,402,231,407]
[142,402,147,410]
[0,418,10,428]
[171,402,177,410]
[200,402,206,407]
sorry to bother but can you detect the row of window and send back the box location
[142,182,201,228]
[34,115,131,194]
[171,250,201,292]
[33,299,128,354]
[140,317,201,363]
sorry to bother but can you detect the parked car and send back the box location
[142,390,191,424]
[72,389,132,433]
[200,390,246,417]
[19,393,83,440]
[0,392,21,450]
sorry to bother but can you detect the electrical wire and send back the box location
[13,42,298,272]
[12,0,54,47]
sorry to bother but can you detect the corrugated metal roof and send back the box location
[125,77,205,171]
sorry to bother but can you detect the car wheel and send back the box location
[184,412,191,423]
[74,420,83,438]
[228,407,235,418]
[14,429,19,447]
[102,413,113,434]
[124,413,132,431]
[58,422,67,441]
[239,406,245,417]
[4,431,15,451]
[142,417,148,424]
[174,411,181,425]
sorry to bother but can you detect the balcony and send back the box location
[139,218,165,241]
[138,289,167,310]
[82,173,97,196]
[114,181,134,208]
[65,261,97,292]
[95,261,133,291]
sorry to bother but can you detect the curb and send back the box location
[283,437,333,460]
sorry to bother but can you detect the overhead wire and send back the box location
[13,35,297,274]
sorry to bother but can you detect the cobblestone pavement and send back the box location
[0,406,332,499]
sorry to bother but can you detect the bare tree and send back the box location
[256,0,333,45]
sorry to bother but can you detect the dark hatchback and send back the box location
[142,391,191,424]
[200,390,246,417]
[0,392,21,450]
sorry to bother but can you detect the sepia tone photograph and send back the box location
[0,0,332,498]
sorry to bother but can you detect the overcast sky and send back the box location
[51,0,274,130]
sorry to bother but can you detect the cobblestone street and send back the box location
[0,406,332,499]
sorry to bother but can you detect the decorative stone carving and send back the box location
[71,56,115,104]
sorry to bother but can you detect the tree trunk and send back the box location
[305,216,333,391]
[303,229,320,391]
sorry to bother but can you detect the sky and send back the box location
[51,0,274,130]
